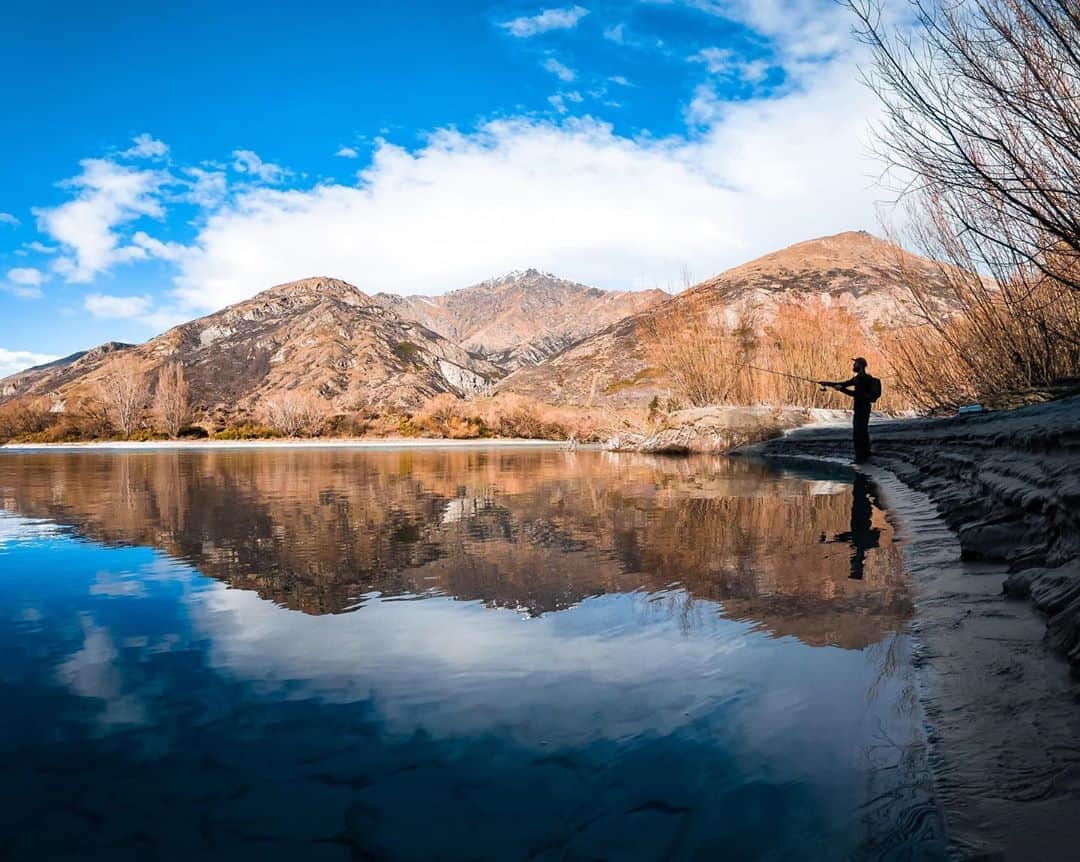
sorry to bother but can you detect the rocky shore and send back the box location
[748,396,1080,859]
[605,405,849,454]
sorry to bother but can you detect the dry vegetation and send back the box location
[259,391,328,437]
[646,297,908,413]
[393,393,610,442]
[850,0,1080,410]
[98,357,150,439]
[153,363,192,438]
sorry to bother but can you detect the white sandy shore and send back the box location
[0,437,576,452]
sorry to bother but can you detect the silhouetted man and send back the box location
[819,357,880,463]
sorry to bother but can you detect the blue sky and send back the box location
[0,0,887,374]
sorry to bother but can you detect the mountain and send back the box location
[679,230,951,323]
[499,231,956,408]
[2,277,501,420]
[373,270,667,370]
[0,342,132,400]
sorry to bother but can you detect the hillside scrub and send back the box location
[0,397,114,444]
[399,394,616,442]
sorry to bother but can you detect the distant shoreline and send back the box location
[0,437,577,452]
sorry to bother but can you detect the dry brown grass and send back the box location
[646,297,908,413]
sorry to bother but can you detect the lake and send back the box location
[0,447,944,860]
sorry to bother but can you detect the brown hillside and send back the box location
[1,277,501,422]
[499,231,955,409]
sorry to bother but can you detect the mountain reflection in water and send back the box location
[0,448,945,861]
[0,448,910,648]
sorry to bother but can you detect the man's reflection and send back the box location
[822,473,882,580]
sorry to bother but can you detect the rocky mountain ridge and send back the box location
[1,231,954,427]
[374,269,666,369]
[2,277,500,419]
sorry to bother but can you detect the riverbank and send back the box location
[0,437,573,451]
[605,405,850,453]
[747,396,1080,859]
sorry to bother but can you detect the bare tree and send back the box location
[849,0,1080,292]
[154,363,192,438]
[261,391,326,437]
[99,357,149,439]
[848,0,1080,407]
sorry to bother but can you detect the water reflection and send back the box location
[0,449,909,648]
[822,473,884,581]
[0,448,943,860]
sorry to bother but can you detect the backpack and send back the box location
[867,375,882,403]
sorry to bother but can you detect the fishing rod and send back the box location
[743,364,829,388]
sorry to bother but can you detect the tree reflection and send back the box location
[0,449,912,648]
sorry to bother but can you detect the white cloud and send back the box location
[690,47,770,84]
[84,293,153,319]
[184,167,227,208]
[0,212,19,227]
[0,347,59,378]
[336,146,359,158]
[676,0,852,70]
[120,133,169,160]
[543,57,576,82]
[172,58,882,310]
[35,159,168,283]
[608,75,633,86]
[7,267,43,286]
[5,268,45,298]
[231,149,289,184]
[499,5,589,37]
[603,23,626,44]
[2,284,43,300]
[24,241,58,254]
[549,90,584,113]
[131,231,187,262]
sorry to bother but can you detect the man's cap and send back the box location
[852,356,868,367]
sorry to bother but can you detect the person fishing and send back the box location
[819,357,881,463]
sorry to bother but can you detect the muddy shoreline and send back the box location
[746,397,1080,860]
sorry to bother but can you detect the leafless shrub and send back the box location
[849,0,1080,293]
[0,399,54,443]
[153,363,192,438]
[645,299,758,407]
[260,391,328,437]
[411,393,485,438]
[98,357,150,439]
[646,297,908,412]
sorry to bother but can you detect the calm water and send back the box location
[0,448,944,861]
